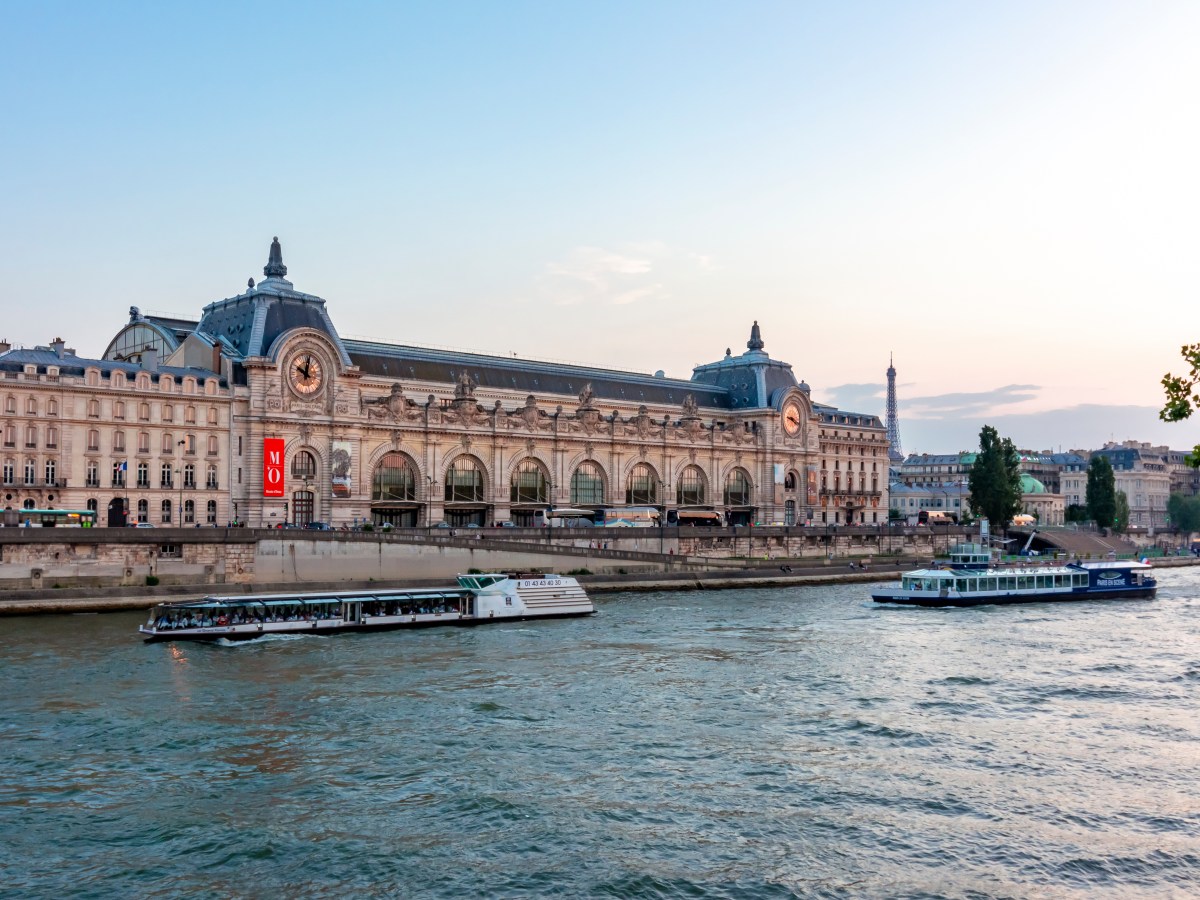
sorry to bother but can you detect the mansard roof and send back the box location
[346,339,732,410]
[0,346,226,386]
[690,321,799,409]
[812,402,884,429]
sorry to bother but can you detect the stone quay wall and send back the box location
[0,526,957,592]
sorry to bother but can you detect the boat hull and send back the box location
[871,587,1157,608]
[139,609,595,643]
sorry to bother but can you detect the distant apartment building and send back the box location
[1090,441,1171,530]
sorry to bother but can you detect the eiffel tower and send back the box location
[886,353,903,463]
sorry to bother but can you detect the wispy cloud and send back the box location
[823,383,885,414]
[904,384,1041,418]
[536,242,712,307]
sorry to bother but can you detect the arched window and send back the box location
[626,463,658,505]
[292,450,318,479]
[24,425,37,448]
[162,433,174,453]
[88,399,100,418]
[207,435,219,456]
[23,498,35,509]
[207,407,218,425]
[138,431,150,453]
[206,464,218,489]
[444,458,484,502]
[184,499,195,524]
[3,396,14,413]
[372,453,416,501]
[47,399,58,416]
[676,466,706,506]
[163,404,174,423]
[112,430,125,452]
[571,462,605,506]
[139,402,150,421]
[206,499,217,523]
[137,462,150,488]
[2,424,14,447]
[185,405,196,424]
[86,498,98,514]
[784,471,798,491]
[46,427,58,449]
[510,459,548,504]
[183,463,196,488]
[25,397,36,415]
[161,499,172,524]
[114,401,125,420]
[724,469,752,506]
[784,499,796,525]
[137,499,148,523]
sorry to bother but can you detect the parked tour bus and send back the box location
[668,508,726,527]
[595,506,661,527]
[909,510,956,526]
[531,507,597,528]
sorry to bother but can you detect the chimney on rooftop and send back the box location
[142,347,159,372]
[50,337,65,358]
[0,339,9,353]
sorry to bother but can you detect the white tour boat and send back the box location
[139,572,594,642]
[872,544,1156,608]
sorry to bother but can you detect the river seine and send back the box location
[3,571,1199,899]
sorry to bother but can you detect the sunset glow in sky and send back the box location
[2,2,1197,453]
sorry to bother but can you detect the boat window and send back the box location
[459,577,479,589]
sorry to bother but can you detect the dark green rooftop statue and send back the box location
[747,320,764,352]
[264,236,287,279]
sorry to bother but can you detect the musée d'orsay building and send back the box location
[0,239,889,528]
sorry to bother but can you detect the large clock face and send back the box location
[782,402,802,436]
[289,353,323,396]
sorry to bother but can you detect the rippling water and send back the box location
[3,570,1200,899]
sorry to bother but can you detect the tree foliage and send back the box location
[1167,493,1200,533]
[1161,343,1200,465]
[967,425,1022,529]
[1114,491,1130,533]
[1086,455,1116,528]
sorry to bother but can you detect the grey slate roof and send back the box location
[0,346,227,385]
[346,339,732,410]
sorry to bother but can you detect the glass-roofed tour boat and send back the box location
[872,543,1157,608]
[139,573,594,642]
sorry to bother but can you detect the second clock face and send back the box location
[290,354,323,395]
[782,403,802,435]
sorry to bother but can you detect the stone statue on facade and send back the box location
[453,370,476,400]
[363,382,419,421]
[509,394,550,431]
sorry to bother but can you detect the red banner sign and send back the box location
[263,438,285,498]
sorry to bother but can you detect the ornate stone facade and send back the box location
[88,239,888,528]
[0,340,231,526]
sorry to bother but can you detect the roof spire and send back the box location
[746,320,764,352]
[264,236,287,278]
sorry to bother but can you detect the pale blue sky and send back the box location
[2,1,1197,453]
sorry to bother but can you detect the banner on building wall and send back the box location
[263,438,285,498]
[331,440,353,498]
[806,469,818,507]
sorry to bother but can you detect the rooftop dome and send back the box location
[1020,473,1047,494]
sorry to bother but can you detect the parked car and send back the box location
[306,522,333,531]
[498,521,517,528]
[434,522,452,529]
[131,522,156,528]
